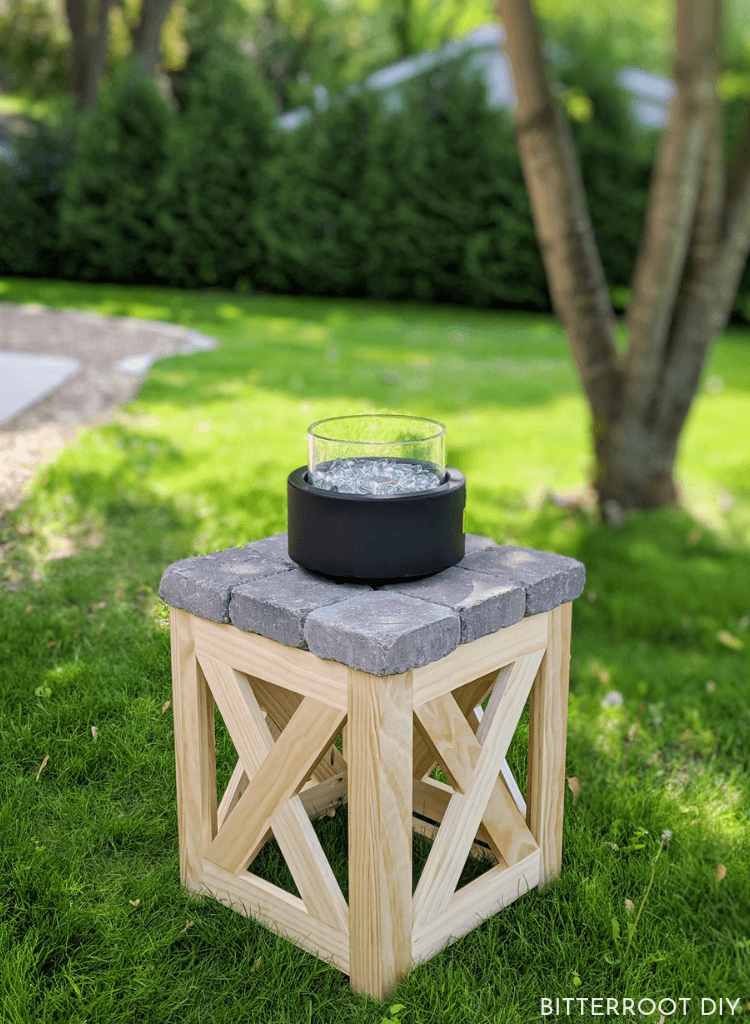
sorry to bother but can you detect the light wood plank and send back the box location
[296,771,497,863]
[412,850,540,964]
[251,675,346,782]
[499,760,527,818]
[413,777,500,863]
[527,601,572,887]
[414,655,541,872]
[411,816,497,863]
[473,703,528,818]
[348,669,413,1001]
[201,655,347,930]
[236,773,349,860]
[217,712,284,830]
[474,665,513,745]
[217,758,248,830]
[412,649,543,931]
[299,773,347,819]
[202,857,350,974]
[171,609,217,892]
[412,613,548,705]
[192,615,348,710]
[413,669,499,781]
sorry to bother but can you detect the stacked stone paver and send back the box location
[160,532,585,675]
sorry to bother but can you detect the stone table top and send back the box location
[160,533,585,676]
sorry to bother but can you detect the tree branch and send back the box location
[725,98,750,218]
[130,0,175,76]
[624,0,721,422]
[496,0,622,425]
[655,126,750,442]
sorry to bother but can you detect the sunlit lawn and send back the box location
[1,277,749,1023]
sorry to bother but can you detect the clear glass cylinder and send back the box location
[307,414,446,495]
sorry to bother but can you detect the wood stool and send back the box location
[161,533,584,1000]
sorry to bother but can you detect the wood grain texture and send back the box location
[412,849,541,964]
[413,776,499,863]
[225,772,349,861]
[299,773,348,819]
[412,649,544,931]
[469,703,528,818]
[412,669,499,781]
[414,659,538,872]
[192,615,348,710]
[202,858,350,974]
[348,669,413,1001]
[527,601,572,887]
[251,675,347,782]
[201,655,347,931]
[217,714,281,830]
[415,684,540,868]
[171,608,217,891]
[412,613,548,705]
[217,757,248,830]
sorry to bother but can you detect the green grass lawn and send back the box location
[1,277,749,1023]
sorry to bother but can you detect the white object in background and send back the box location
[0,351,80,425]
[116,354,155,374]
[115,329,217,374]
[474,702,527,817]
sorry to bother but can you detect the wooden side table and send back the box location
[160,533,584,1000]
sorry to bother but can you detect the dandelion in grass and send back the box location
[601,691,624,708]
[625,828,672,955]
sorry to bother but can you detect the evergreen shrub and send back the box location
[359,73,548,308]
[253,71,550,309]
[151,42,278,289]
[253,90,385,298]
[1,35,747,322]
[0,117,72,277]
[58,59,173,283]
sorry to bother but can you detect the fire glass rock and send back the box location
[310,456,442,496]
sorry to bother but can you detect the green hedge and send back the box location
[1,46,748,321]
[57,60,172,283]
[149,42,278,289]
[0,116,72,278]
[251,76,550,309]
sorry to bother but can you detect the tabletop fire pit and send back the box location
[287,414,465,582]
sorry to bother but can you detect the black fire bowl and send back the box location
[287,466,466,584]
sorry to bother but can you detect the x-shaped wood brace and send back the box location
[411,648,544,932]
[198,654,348,931]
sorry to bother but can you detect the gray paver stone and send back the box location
[382,565,525,643]
[458,545,585,615]
[159,533,295,622]
[304,591,460,675]
[458,533,500,564]
[229,568,371,647]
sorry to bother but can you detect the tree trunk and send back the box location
[392,0,416,59]
[130,0,175,76]
[65,0,113,111]
[496,0,750,518]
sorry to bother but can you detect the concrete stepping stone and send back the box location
[0,352,80,425]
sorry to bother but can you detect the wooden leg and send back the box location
[171,608,217,892]
[526,601,572,888]
[348,669,413,1000]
